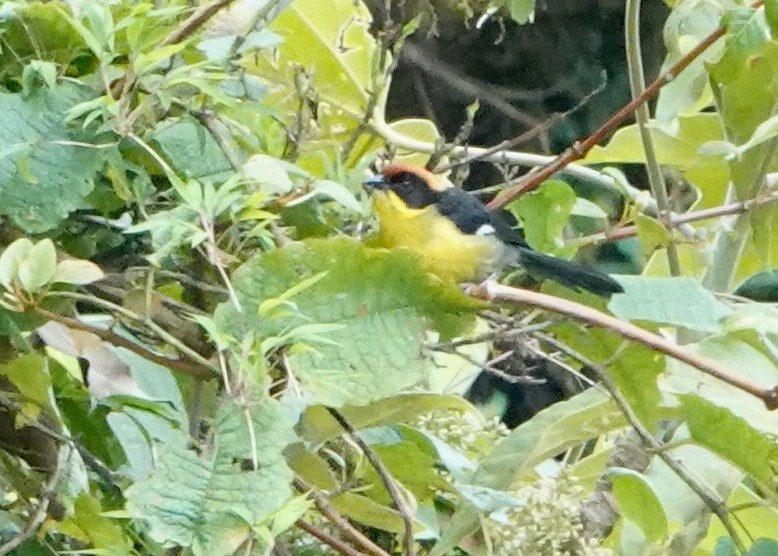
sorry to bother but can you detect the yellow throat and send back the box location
[370,190,500,283]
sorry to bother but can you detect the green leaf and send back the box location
[767,0,778,33]
[0,84,109,233]
[215,238,482,407]
[17,238,57,293]
[53,494,131,555]
[432,389,626,555]
[0,3,86,72]
[125,399,295,555]
[505,0,535,24]
[635,214,671,254]
[655,0,727,121]
[702,484,778,554]
[1,354,52,410]
[733,113,778,157]
[709,38,778,203]
[387,119,443,168]
[608,276,732,333]
[553,323,667,429]
[507,180,577,255]
[680,394,778,488]
[609,468,668,542]
[151,117,233,182]
[296,179,364,214]
[331,492,406,532]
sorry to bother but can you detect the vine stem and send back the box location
[625,0,681,276]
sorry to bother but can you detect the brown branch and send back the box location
[35,309,215,381]
[326,408,416,556]
[578,188,778,246]
[293,477,391,556]
[295,519,364,556]
[534,332,746,553]
[485,0,765,210]
[162,0,237,46]
[471,280,778,409]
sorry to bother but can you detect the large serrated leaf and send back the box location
[125,400,295,555]
[0,84,109,232]
[215,238,482,407]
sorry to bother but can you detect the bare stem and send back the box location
[326,408,416,556]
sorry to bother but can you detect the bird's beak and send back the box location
[362,175,387,192]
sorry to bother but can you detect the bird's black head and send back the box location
[364,164,443,209]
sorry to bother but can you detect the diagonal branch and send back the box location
[485,0,765,210]
[326,408,416,556]
[471,280,778,409]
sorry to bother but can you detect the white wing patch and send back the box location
[475,224,496,237]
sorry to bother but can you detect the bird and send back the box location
[363,163,624,297]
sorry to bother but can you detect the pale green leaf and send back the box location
[17,238,57,292]
[52,259,105,285]
[734,113,778,156]
[608,276,732,332]
[609,468,668,542]
[506,0,535,23]
[0,237,33,289]
[242,154,294,195]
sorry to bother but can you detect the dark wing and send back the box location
[436,187,623,296]
[436,188,493,234]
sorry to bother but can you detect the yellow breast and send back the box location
[371,191,500,283]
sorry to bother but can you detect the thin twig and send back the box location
[485,0,765,210]
[295,519,364,556]
[35,308,215,380]
[293,477,391,556]
[435,74,607,173]
[326,408,416,556]
[43,291,217,371]
[161,0,237,46]
[435,345,546,385]
[535,332,746,554]
[575,187,778,246]
[471,280,778,409]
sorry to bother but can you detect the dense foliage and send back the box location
[0,0,777,554]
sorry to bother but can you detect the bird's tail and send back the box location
[514,247,624,297]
